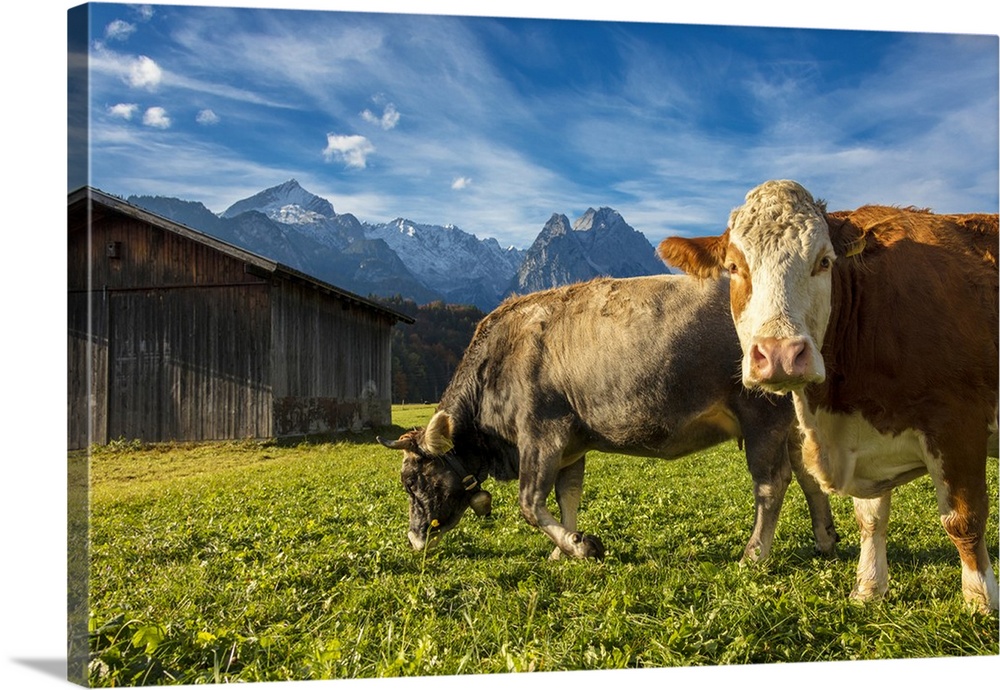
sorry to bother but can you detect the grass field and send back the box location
[80,404,999,685]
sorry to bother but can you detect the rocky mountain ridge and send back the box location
[128,180,669,311]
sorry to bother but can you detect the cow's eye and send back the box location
[815,256,833,274]
[402,472,421,492]
[727,262,739,275]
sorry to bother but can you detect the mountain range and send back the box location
[128,180,670,311]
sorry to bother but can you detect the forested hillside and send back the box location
[378,297,485,404]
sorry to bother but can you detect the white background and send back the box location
[3,2,998,689]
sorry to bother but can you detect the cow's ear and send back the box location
[657,230,729,278]
[826,213,866,259]
[422,411,455,456]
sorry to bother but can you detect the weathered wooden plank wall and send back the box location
[69,208,109,448]
[270,280,394,435]
[68,291,108,448]
[106,286,272,442]
[69,206,273,447]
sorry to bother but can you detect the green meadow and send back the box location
[80,404,998,685]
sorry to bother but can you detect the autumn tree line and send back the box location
[376,296,485,405]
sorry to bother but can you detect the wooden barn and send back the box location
[68,186,414,449]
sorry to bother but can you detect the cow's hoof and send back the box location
[739,542,768,564]
[813,543,838,558]
[569,532,605,560]
[849,583,886,603]
[583,534,605,560]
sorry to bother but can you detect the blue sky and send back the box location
[75,2,999,249]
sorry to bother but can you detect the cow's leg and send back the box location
[788,436,839,556]
[519,445,604,560]
[941,507,998,613]
[548,456,585,560]
[740,428,793,562]
[851,493,891,601]
[926,441,998,612]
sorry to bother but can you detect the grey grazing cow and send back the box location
[379,275,838,560]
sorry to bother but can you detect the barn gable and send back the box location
[68,186,413,449]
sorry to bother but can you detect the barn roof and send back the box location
[68,186,414,325]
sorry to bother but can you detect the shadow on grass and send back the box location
[885,542,982,567]
[800,539,971,569]
[266,423,411,449]
[83,424,409,456]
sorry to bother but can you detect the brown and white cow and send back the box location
[658,179,999,612]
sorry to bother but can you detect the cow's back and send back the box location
[818,206,999,451]
[439,275,776,460]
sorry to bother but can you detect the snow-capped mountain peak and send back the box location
[271,204,328,225]
[131,179,666,312]
[364,217,525,309]
[221,179,336,222]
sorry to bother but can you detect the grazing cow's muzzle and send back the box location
[407,527,442,552]
[745,335,824,391]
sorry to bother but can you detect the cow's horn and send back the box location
[470,490,492,517]
[377,436,414,451]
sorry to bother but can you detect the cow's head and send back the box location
[658,180,856,393]
[377,410,492,552]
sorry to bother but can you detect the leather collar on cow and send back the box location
[439,452,485,493]
[437,451,493,517]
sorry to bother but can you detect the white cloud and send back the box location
[381,104,401,129]
[451,176,472,190]
[133,5,155,22]
[107,103,138,120]
[143,106,171,128]
[105,20,136,41]
[196,109,219,125]
[127,55,162,89]
[361,103,400,130]
[323,134,375,168]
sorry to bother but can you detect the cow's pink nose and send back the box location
[749,336,814,386]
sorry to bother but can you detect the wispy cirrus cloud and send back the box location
[89,45,165,91]
[104,19,136,42]
[361,103,400,130]
[89,39,297,110]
